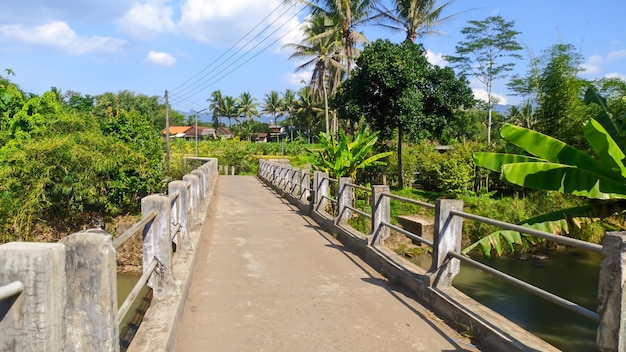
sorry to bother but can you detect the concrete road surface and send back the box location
[173,176,480,352]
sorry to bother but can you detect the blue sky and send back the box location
[0,0,624,115]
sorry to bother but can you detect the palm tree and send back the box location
[221,96,239,126]
[285,14,344,134]
[237,92,259,122]
[374,0,464,42]
[263,91,283,125]
[295,87,323,142]
[282,89,297,140]
[207,90,224,127]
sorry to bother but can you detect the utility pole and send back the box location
[165,90,170,171]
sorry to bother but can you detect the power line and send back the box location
[169,2,301,102]
[171,6,306,103]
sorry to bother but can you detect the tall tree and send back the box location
[285,14,344,134]
[207,90,224,128]
[281,89,297,140]
[295,87,323,142]
[263,90,283,125]
[374,0,464,42]
[237,92,259,122]
[446,15,522,144]
[336,39,473,186]
[221,95,240,126]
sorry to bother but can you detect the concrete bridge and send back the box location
[1,159,625,351]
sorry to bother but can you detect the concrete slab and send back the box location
[173,176,479,352]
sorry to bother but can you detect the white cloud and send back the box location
[581,54,603,75]
[178,0,304,49]
[146,50,176,66]
[117,2,176,40]
[605,72,626,81]
[0,21,125,55]
[473,88,508,105]
[283,70,310,87]
[426,50,447,67]
[606,49,626,62]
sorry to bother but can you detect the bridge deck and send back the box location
[173,176,479,351]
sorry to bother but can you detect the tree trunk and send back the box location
[398,127,404,187]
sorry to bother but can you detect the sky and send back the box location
[0,0,625,116]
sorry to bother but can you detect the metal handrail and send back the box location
[117,258,158,325]
[382,221,434,247]
[345,205,372,220]
[382,192,435,210]
[171,223,181,241]
[448,251,600,322]
[0,281,24,301]
[450,209,603,254]
[346,182,371,192]
[113,210,158,250]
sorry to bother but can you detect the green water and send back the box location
[413,249,601,351]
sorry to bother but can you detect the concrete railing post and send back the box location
[191,170,205,202]
[61,230,118,352]
[142,194,178,299]
[426,199,464,287]
[285,167,292,192]
[0,242,66,351]
[183,174,199,215]
[336,177,353,226]
[291,168,300,195]
[371,185,390,245]
[302,169,311,201]
[170,180,191,248]
[597,232,626,352]
[313,171,329,212]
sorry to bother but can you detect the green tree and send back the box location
[207,90,224,128]
[374,0,464,42]
[470,88,626,256]
[263,90,283,125]
[221,96,240,126]
[285,14,344,134]
[237,92,259,122]
[446,15,522,144]
[336,39,473,186]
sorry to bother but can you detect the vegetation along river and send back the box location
[413,248,600,352]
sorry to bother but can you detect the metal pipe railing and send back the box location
[383,192,436,210]
[448,251,600,322]
[0,281,24,301]
[450,209,603,254]
[117,258,159,325]
[113,210,158,250]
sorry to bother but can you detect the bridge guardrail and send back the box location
[258,159,626,352]
[0,157,218,352]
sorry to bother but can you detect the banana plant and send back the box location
[309,126,392,181]
[466,87,626,256]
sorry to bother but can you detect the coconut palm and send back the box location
[221,96,239,126]
[295,87,323,142]
[281,89,298,140]
[263,91,283,125]
[285,14,344,134]
[374,0,465,42]
[237,92,259,122]
[207,90,224,127]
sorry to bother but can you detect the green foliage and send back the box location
[470,87,626,256]
[308,126,391,180]
[0,81,165,242]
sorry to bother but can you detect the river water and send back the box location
[412,249,601,352]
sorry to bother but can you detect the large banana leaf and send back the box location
[473,152,544,173]
[500,124,619,179]
[583,118,626,178]
[500,162,626,200]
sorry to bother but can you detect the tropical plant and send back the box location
[207,90,224,128]
[336,39,473,186]
[285,14,344,134]
[309,125,391,180]
[221,95,240,126]
[467,87,626,256]
[373,0,464,42]
[446,15,523,144]
[263,90,283,125]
